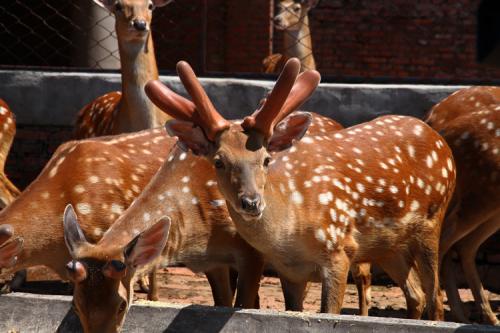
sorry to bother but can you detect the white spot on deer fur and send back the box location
[179,152,187,160]
[417,178,424,189]
[446,158,453,171]
[426,155,433,168]
[76,203,92,215]
[210,199,225,207]
[398,200,404,208]
[302,137,314,144]
[182,176,190,183]
[291,191,303,205]
[353,147,362,154]
[168,155,174,162]
[41,191,50,199]
[352,192,360,200]
[142,149,152,155]
[74,185,85,193]
[131,174,140,182]
[282,156,289,162]
[487,122,494,130]
[356,183,365,193]
[389,185,398,194]
[319,192,333,205]
[410,200,420,212]
[378,179,386,186]
[334,133,343,139]
[407,145,415,158]
[431,151,438,161]
[182,186,190,193]
[289,146,297,153]
[425,185,432,195]
[329,208,337,222]
[143,213,151,222]
[379,162,388,169]
[206,180,217,187]
[493,147,499,155]
[442,167,448,178]
[0,107,7,115]
[93,228,103,237]
[413,125,423,136]
[304,180,312,188]
[89,176,99,183]
[315,229,326,242]
[481,142,489,151]
[132,184,140,193]
[365,176,373,183]
[111,203,124,215]
[312,176,321,183]
[375,187,384,193]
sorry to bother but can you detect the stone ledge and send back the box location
[0,292,498,333]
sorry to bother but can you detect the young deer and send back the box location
[426,86,500,324]
[61,73,345,333]
[0,100,20,208]
[263,0,318,73]
[0,129,172,300]
[147,58,456,319]
[75,0,172,138]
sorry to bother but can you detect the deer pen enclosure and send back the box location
[0,0,499,332]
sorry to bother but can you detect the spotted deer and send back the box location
[75,0,172,138]
[0,129,173,300]
[0,100,20,208]
[60,72,346,333]
[425,86,500,324]
[263,0,318,73]
[147,58,456,319]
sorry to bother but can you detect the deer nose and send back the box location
[132,19,148,31]
[273,16,282,25]
[241,195,261,213]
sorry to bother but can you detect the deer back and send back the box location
[0,100,20,209]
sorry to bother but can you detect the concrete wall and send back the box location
[1,293,498,333]
[0,70,464,127]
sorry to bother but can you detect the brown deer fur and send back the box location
[426,86,500,324]
[75,0,172,138]
[151,59,456,319]
[0,100,20,209]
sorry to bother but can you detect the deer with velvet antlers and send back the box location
[146,58,456,318]
[61,70,347,333]
[75,0,173,138]
[426,86,500,325]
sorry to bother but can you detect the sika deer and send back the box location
[147,58,456,319]
[0,100,20,208]
[75,0,172,138]
[426,86,500,324]
[0,129,171,301]
[61,73,345,333]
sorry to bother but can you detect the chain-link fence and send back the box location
[0,0,498,82]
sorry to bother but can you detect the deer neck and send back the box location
[283,15,316,71]
[118,33,169,132]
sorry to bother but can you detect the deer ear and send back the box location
[165,119,212,155]
[124,217,170,268]
[63,204,88,258]
[93,0,115,11]
[0,237,23,269]
[267,112,312,152]
[152,0,173,7]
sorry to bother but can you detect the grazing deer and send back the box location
[75,0,173,138]
[0,100,20,208]
[61,73,346,333]
[147,58,456,319]
[0,129,172,300]
[426,86,500,325]
[263,0,318,73]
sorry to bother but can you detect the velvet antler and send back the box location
[241,58,301,138]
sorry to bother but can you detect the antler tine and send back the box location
[241,58,301,138]
[176,61,230,141]
[145,80,200,123]
[275,69,321,124]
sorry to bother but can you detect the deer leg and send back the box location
[320,250,350,314]
[414,232,444,321]
[351,262,371,316]
[147,266,159,301]
[378,255,426,319]
[234,256,264,309]
[205,266,233,307]
[455,216,499,325]
[279,275,308,311]
[441,250,470,323]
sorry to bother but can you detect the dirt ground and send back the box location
[2,266,500,323]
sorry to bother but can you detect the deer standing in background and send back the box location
[75,0,172,138]
[426,87,500,325]
[0,100,20,208]
[148,58,456,319]
[61,74,347,333]
[263,0,318,73]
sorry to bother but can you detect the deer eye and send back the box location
[148,2,154,10]
[115,2,123,11]
[263,157,272,167]
[118,301,127,313]
[214,159,224,169]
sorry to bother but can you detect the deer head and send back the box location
[274,0,319,31]
[93,0,172,42]
[145,58,320,221]
[63,204,170,333]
